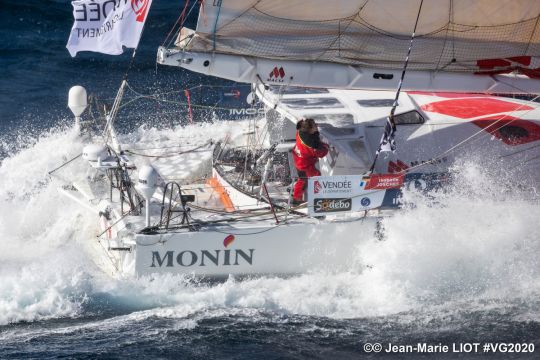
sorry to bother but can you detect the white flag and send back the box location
[66,0,152,57]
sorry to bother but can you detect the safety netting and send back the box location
[176,0,540,76]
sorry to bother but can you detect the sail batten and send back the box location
[177,0,540,76]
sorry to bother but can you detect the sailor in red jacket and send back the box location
[292,118,329,204]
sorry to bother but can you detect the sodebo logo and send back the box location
[313,198,352,213]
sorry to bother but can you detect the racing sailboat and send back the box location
[56,0,540,277]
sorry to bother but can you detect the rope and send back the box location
[212,0,223,51]
[368,0,424,174]
[390,0,424,120]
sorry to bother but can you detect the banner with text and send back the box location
[66,0,152,57]
[307,174,405,216]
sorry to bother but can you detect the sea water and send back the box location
[1,1,539,359]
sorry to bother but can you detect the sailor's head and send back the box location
[297,118,318,134]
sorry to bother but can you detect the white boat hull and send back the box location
[131,217,378,277]
[57,86,539,279]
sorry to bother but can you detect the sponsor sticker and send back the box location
[307,175,390,216]
[365,174,405,190]
[313,180,352,194]
[267,66,286,83]
[313,198,352,213]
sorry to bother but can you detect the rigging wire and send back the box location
[162,0,200,48]
[499,143,540,158]
[124,140,213,159]
[97,198,145,239]
[48,153,82,176]
[119,81,252,113]
[162,0,190,46]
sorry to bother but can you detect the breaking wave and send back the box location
[0,123,539,331]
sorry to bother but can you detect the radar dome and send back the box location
[68,85,88,117]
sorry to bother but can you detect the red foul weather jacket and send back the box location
[292,130,329,170]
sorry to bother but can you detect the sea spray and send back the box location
[0,124,538,330]
[361,161,540,306]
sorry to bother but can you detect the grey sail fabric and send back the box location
[177,0,540,75]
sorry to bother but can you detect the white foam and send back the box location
[1,124,538,329]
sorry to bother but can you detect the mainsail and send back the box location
[157,0,540,93]
[183,0,540,75]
